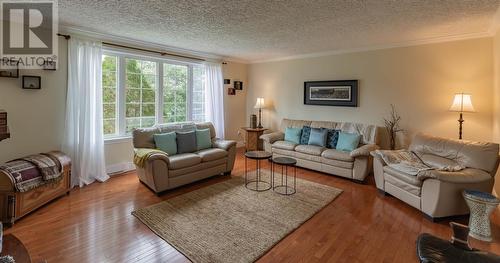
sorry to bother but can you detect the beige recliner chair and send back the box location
[372,133,500,220]
[132,122,237,194]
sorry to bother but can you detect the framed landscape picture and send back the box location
[304,80,358,107]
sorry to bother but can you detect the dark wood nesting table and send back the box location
[1,234,32,263]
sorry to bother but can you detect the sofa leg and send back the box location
[224,171,232,176]
[377,189,388,196]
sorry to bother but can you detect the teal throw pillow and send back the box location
[308,128,328,147]
[336,132,361,152]
[284,127,302,144]
[196,128,212,150]
[153,132,177,155]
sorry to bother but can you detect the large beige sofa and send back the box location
[260,119,380,182]
[132,122,237,194]
[372,133,500,219]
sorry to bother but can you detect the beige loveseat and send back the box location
[372,133,500,219]
[260,119,380,182]
[132,122,237,194]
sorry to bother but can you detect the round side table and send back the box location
[272,157,297,195]
[463,190,500,242]
[244,151,273,192]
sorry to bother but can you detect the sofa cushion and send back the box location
[422,168,491,184]
[385,173,422,196]
[272,141,297,151]
[300,126,311,145]
[321,149,354,162]
[168,153,202,170]
[308,128,328,147]
[383,166,422,187]
[153,132,177,155]
[321,157,354,169]
[196,148,228,162]
[176,131,197,154]
[284,127,302,144]
[336,132,361,152]
[326,129,340,149]
[295,145,325,156]
[196,129,212,150]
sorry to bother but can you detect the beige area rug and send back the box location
[132,177,342,263]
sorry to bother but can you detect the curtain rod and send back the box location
[57,33,206,62]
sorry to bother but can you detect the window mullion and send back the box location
[157,62,164,124]
[118,56,126,136]
[187,65,193,121]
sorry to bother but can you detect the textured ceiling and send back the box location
[58,0,500,62]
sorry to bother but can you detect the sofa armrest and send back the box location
[350,144,380,158]
[260,132,284,144]
[213,139,237,151]
[134,148,170,167]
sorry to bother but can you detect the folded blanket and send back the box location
[374,150,432,176]
[134,148,167,168]
[21,154,61,181]
[0,160,44,192]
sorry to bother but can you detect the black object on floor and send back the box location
[416,233,500,263]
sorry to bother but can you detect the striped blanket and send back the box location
[0,153,62,192]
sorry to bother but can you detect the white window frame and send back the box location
[103,49,204,142]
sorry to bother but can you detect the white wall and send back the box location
[493,29,500,196]
[247,38,494,149]
[0,39,68,163]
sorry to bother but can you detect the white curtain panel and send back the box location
[204,62,225,138]
[63,37,109,187]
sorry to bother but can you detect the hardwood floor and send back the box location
[5,148,500,263]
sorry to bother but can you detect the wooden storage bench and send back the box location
[0,152,71,225]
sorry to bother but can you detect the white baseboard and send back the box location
[106,162,135,175]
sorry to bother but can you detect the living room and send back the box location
[0,1,499,262]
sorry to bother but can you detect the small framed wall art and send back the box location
[234,81,243,90]
[304,80,358,107]
[0,59,19,78]
[22,76,41,90]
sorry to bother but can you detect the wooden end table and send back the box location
[241,127,267,151]
[1,234,32,263]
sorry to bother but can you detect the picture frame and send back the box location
[227,88,236,95]
[304,80,358,107]
[224,79,230,85]
[22,76,41,90]
[0,59,19,78]
[234,81,243,90]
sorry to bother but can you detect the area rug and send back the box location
[132,177,342,263]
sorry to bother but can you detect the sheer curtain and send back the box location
[63,37,109,187]
[204,62,225,138]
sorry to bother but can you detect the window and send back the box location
[102,55,118,136]
[102,51,206,138]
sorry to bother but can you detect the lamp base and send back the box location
[458,112,464,140]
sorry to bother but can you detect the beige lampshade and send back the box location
[254,98,265,109]
[449,93,475,113]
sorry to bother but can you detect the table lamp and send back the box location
[449,93,475,140]
[254,98,265,128]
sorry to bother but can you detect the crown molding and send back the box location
[250,31,492,64]
[59,25,247,63]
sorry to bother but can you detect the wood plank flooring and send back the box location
[5,148,500,262]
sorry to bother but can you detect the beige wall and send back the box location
[494,29,500,196]
[0,39,68,163]
[247,38,494,149]
[223,62,248,143]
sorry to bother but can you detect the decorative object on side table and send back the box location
[22,76,41,90]
[244,151,272,192]
[254,97,265,128]
[304,80,358,107]
[250,114,257,129]
[272,157,297,195]
[462,190,499,242]
[383,104,404,150]
[242,127,267,151]
[449,93,475,140]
